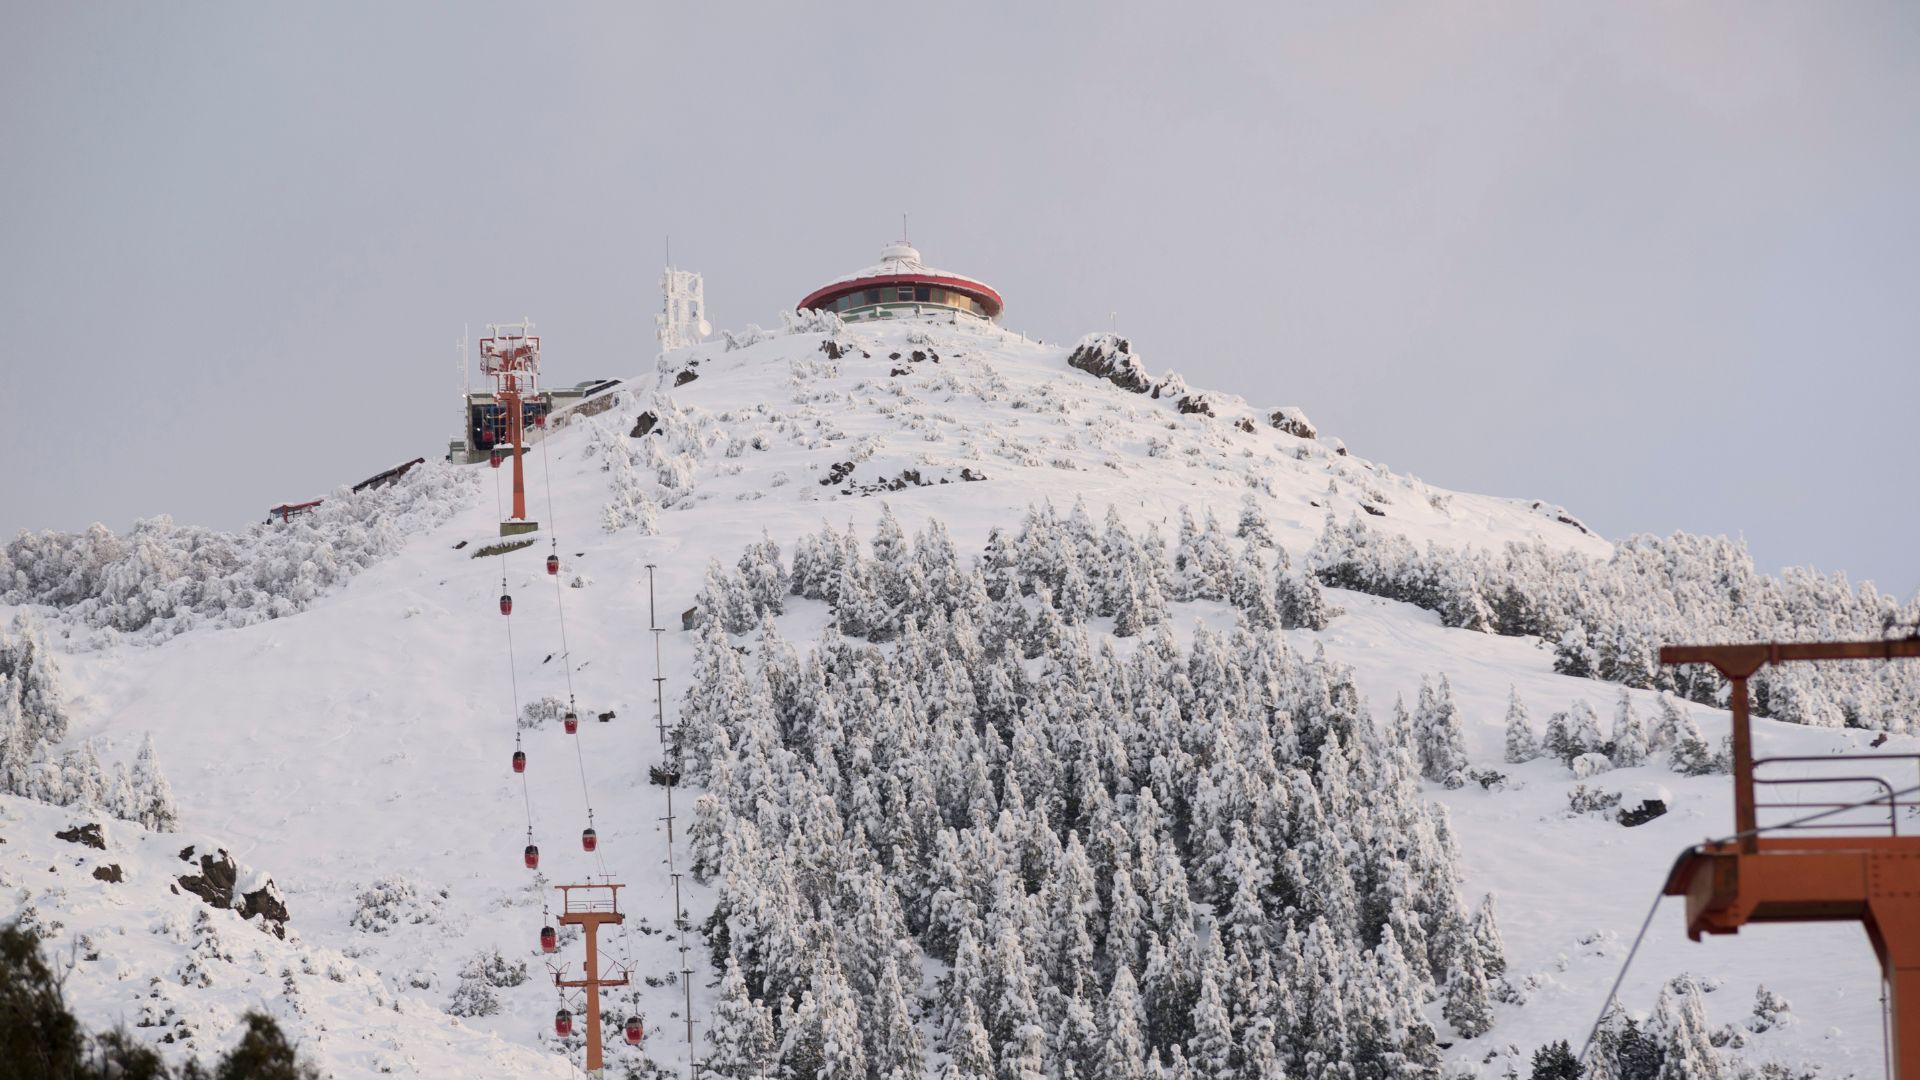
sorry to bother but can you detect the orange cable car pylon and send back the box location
[480,320,540,536]
[549,882,633,1077]
[1659,636,1920,1077]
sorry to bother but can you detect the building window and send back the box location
[914,285,931,302]
[865,289,881,304]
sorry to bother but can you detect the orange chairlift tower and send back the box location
[480,320,540,537]
[1659,637,1920,1076]
[551,882,632,1077]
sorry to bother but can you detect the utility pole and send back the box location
[456,325,470,457]
[552,883,631,1077]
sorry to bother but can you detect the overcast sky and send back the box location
[4,3,1915,598]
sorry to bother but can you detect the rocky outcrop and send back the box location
[177,845,290,939]
[1268,407,1317,440]
[56,822,106,850]
[1066,334,1155,394]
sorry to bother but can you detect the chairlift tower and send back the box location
[1659,637,1920,1077]
[551,882,633,1077]
[480,320,540,535]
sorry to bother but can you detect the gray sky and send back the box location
[4,3,1915,599]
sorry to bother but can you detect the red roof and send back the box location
[798,273,1004,318]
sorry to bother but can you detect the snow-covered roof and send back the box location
[798,241,1003,317]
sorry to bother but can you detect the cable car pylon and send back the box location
[548,882,632,1076]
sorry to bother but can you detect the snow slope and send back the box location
[2,312,1905,1076]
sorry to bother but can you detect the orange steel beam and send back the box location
[1659,638,1920,1077]
[501,388,527,521]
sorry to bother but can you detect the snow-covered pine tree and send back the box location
[866,956,925,1078]
[736,530,789,618]
[707,957,776,1080]
[1415,675,1469,788]
[1503,688,1540,764]
[1185,937,1235,1080]
[1441,934,1494,1039]
[1609,690,1649,768]
[1651,977,1722,1080]
[778,956,868,1080]
[1567,699,1605,759]
[941,994,996,1080]
[1228,545,1279,630]
[1542,710,1577,764]
[1275,568,1332,631]
[1648,695,1689,755]
[1234,494,1274,550]
[129,732,179,832]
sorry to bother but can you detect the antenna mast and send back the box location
[456,325,470,455]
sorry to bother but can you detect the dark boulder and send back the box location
[55,823,106,851]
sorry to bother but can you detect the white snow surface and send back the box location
[1,315,1901,1076]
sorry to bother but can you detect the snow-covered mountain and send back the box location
[2,310,1912,1078]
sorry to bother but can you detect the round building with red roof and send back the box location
[798,240,1003,323]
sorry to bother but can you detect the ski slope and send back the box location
[3,312,1904,1077]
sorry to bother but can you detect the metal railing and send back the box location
[1752,753,1920,836]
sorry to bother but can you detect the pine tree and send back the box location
[1528,1040,1579,1080]
[707,957,776,1080]
[1228,546,1279,629]
[1234,495,1274,550]
[941,994,996,1080]
[1416,675,1468,788]
[1609,691,1648,768]
[130,733,179,832]
[1097,967,1150,1080]
[1542,710,1577,764]
[1441,938,1494,1039]
[1651,978,1721,1080]
[867,956,925,1078]
[1747,984,1790,1033]
[1648,695,1688,754]
[1185,938,1235,1080]
[778,958,868,1080]
[1275,569,1332,630]
[1503,688,1540,764]
[1468,893,1509,981]
[1567,700,1604,759]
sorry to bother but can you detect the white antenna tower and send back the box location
[657,240,711,357]
[456,324,470,452]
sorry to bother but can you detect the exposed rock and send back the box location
[176,845,290,938]
[673,368,699,387]
[819,339,848,360]
[1618,799,1669,828]
[820,461,857,487]
[92,864,123,883]
[1176,395,1215,417]
[630,412,658,437]
[56,822,106,850]
[1268,406,1318,440]
[1361,503,1386,517]
[1066,334,1155,394]
[1235,417,1256,433]
[1150,371,1190,401]
[890,367,911,377]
